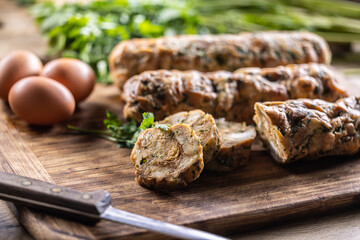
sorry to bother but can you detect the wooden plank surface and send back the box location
[237,206,360,240]
[0,75,359,239]
[0,201,32,240]
[0,103,97,240]
[1,0,360,239]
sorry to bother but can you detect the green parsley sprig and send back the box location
[140,112,172,131]
[67,111,170,148]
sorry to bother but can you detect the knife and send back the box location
[0,171,229,240]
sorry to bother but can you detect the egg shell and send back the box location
[0,50,43,101]
[42,58,96,103]
[8,76,75,125]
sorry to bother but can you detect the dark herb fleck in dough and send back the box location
[254,97,360,164]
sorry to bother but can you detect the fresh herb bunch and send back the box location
[30,0,204,83]
[192,0,360,43]
[16,0,35,6]
[68,111,170,148]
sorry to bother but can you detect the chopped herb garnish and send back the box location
[139,112,155,131]
[67,111,166,148]
[140,158,147,165]
[155,124,171,131]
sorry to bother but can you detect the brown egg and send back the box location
[8,76,75,125]
[42,58,96,103]
[0,50,43,101]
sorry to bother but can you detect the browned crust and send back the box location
[123,63,347,123]
[254,97,360,164]
[110,31,331,89]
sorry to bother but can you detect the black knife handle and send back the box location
[0,171,112,222]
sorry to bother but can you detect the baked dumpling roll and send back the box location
[254,97,360,164]
[110,31,331,89]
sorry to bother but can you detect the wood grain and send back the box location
[0,75,359,239]
[0,201,32,240]
[236,206,360,240]
[1,1,360,239]
[0,104,95,240]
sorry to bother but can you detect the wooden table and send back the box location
[0,0,43,238]
[1,0,360,239]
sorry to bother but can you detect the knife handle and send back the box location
[0,171,112,223]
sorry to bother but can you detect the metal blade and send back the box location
[101,206,229,240]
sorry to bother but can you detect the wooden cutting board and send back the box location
[1,74,360,239]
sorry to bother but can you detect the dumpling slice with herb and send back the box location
[159,110,221,163]
[131,123,204,191]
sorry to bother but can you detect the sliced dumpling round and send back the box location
[206,119,256,171]
[159,110,220,163]
[131,123,204,191]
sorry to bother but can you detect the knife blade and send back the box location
[0,171,229,240]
